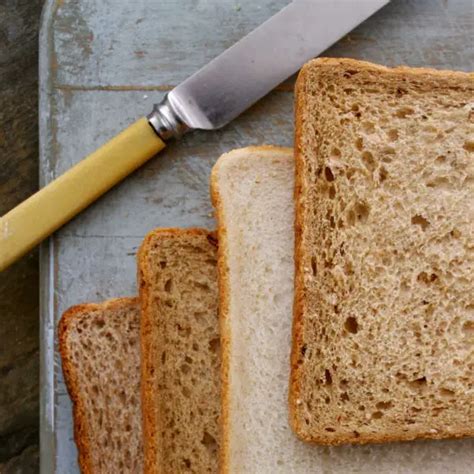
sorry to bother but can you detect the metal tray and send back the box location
[39,0,473,472]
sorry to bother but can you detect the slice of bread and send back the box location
[291,58,474,445]
[138,228,220,474]
[59,298,143,474]
[211,146,326,473]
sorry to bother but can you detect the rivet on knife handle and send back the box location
[0,117,166,271]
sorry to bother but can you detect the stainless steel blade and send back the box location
[167,0,389,131]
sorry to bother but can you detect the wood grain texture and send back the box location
[0,0,43,471]
[40,0,474,472]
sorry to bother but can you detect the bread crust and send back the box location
[210,165,231,474]
[210,146,293,473]
[138,227,218,474]
[58,297,139,474]
[290,62,310,442]
[290,57,474,445]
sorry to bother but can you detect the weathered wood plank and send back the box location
[53,0,288,87]
[0,0,43,469]
[41,0,474,472]
[52,0,474,90]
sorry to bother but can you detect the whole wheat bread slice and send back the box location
[59,298,143,474]
[138,228,220,474]
[291,58,474,445]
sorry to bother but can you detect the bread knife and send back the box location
[0,0,389,271]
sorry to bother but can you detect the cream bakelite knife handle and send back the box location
[0,118,165,271]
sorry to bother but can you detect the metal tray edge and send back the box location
[39,0,60,472]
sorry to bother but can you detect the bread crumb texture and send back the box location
[139,229,220,473]
[292,58,474,444]
[59,299,143,473]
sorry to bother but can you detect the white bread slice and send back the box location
[138,228,220,474]
[211,146,323,473]
[291,58,474,445]
[212,145,474,473]
[59,298,143,474]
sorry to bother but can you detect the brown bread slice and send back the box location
[291,58,474,445]
[59,298,143,473]
[138,228,220,474]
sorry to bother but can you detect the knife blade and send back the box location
[0,0,389,271]
[157,0,390,133]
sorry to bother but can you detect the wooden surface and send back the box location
[40,0,474,473]
[0,1,43,472]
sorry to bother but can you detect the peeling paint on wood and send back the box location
[40,0,474,472]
